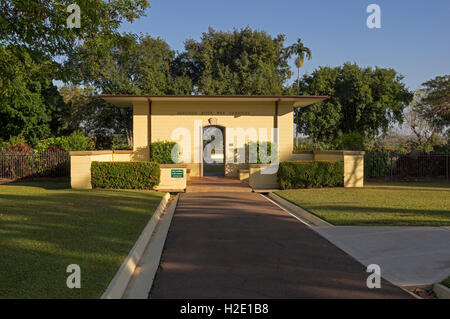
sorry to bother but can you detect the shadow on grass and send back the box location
[4,179,71,190]
[366,181,450,190]
[0,184,163,298]
[300,204,450,226]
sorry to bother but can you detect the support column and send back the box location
[132,101,150,161]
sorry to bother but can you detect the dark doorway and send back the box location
[203,125,225,176]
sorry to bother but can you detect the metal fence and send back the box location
[365,151,449,181]
[0,150,69,180]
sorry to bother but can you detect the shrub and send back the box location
[7,143,33,153]
[248,141,277,164]
[1,136,28,151]
[278,161,344,189]
[294,141,331,151]
[111,134,132,150]
[333,132,367,151]
[91,162,160,189]
[37,132,94,152]
[364,149,390,178]
[151,141,180,164]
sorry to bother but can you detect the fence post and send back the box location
[389,152,392,181]
[447,151,449,181]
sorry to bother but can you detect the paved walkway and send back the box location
[186,176,251,193]
[312,226,450,287]
[150,190,410,298]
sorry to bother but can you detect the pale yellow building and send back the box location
[100,95,328,176]
[70,95,364,190]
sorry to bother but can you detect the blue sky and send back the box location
[119,0,450,91]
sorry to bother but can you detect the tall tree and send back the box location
[1,1,151,144]
[0,45,59,145]
[415,75,450,136]
[179,27,293,95]
[67,33,192,95]
[404,90,434,145]
[1,1,150,58]
[64,34,193,145]
[296,63,413,142]
[288,38,312,90]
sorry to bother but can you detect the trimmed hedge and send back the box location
[151,141,180,164]
[278,161,344,189]
[91,161,160,189]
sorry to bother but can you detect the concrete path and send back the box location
[149,191,411,298]
[312,226,450,287]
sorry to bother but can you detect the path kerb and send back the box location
[101,192,170,299]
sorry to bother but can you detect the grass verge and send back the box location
[275,182,450,226]
[0,181,164,298]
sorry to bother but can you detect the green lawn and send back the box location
[0,181,164,298]
[442,277,450,288]
[275,182,450,226]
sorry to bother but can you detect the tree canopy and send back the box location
[296,63,413,142]
[0,1,151,146]
[0,45,65,145]
[66,33,192,94]
[178,27,293,95]
[415,75,450,136]
[1,0,150,58]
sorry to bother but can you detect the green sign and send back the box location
[171,169,184,178]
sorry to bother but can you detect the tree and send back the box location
[179,27,293,95]
[0,45,59,145]
[66,33,192,95]
[415,75,450,136]
[64,34,193,146]
[1,0,150,58]
[1,1,150,145]
[59,85,133,146]
[296,63,413,143]
[288,38,312,90]
[404,90,434,145]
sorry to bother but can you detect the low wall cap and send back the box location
[69,150,133,156]
[159,164,188,168]
[312,150,365,155]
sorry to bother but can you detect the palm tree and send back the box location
[289,38,312,89]
[289,39,311,147]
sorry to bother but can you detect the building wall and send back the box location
[132,101,150,161]
[138,100,295,177]
[277,103,294,163]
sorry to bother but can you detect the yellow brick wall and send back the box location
[70,151,132,189]
[132,101,150,161]
[147,100,294,177]
[248,165,279,189]
[70,153,113,189]
[344,154,364,187]
[154,166,187,191]
[277,102,294,163]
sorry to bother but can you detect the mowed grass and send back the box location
[0,181,164,298]
[275,182,450,226]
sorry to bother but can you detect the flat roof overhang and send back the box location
[99,94,329,108]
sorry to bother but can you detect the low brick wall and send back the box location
[248,164,279,190]
[70,150,187,191]
[154,164,187,191]
[291,150,365,188]
[248,150,365,190]
[70,150,133,189]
